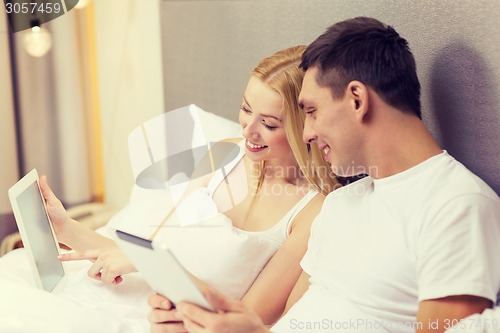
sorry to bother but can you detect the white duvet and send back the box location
[0,187,184,333]
[0,109,248,333]
[0,236,153,333]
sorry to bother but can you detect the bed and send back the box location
[0,106,242,333]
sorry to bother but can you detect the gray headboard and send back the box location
[159,0,500,195]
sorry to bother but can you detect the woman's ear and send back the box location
[346,81,369,122]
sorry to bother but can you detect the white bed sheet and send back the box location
[0,108,242,333]
[0,233,153,333]
[0,185,181,333]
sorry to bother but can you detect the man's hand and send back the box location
[177,287,269,333]
[148,294,187,333]
[59,246,136,284]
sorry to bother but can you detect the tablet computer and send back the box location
[8,169,68,293]
[115,229,215,311]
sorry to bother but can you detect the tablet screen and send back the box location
[16,182,64,292]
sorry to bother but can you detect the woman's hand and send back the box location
[58,246,137,284]
[39,175,72,239]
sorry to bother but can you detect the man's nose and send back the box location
[302,118,316,144]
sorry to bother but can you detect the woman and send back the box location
[41,45,338,325]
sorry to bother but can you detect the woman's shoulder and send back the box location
[309,191,326,208]
[288,191,325,233]
[302,190,326,211]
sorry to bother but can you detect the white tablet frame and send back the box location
[8,168,67,293]
[115,229,215,312]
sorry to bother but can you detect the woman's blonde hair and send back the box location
[250,45,339,196]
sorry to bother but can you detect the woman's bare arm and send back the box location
[240,194,324,325]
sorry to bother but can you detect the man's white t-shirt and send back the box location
[273,152,500,333]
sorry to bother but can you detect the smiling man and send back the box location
[149,17,500,333]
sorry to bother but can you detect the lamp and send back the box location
[23,18,52,57]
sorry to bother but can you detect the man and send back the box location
[148,17,500,333]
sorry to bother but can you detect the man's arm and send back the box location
[416,195,500,332]
[416,295,492,333]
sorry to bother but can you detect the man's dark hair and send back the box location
[301,17,421,118]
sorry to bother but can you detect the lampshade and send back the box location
[75,0,91,9]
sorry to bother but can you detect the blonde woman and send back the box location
[41,45,338,327]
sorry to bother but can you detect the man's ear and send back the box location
[346,81,369,122]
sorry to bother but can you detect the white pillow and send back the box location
[197,107,242,142]
[106,105,241,235]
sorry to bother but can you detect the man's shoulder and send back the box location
[414,153,500,225]
[431,153,498,202]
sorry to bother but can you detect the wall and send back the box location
[94,0,165,209]
[0,6,97,242]
[0,0,496,312]
[159,0,500,194]
[0,10,19,240]
[93,0,500,209]
[1,1,497,240]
